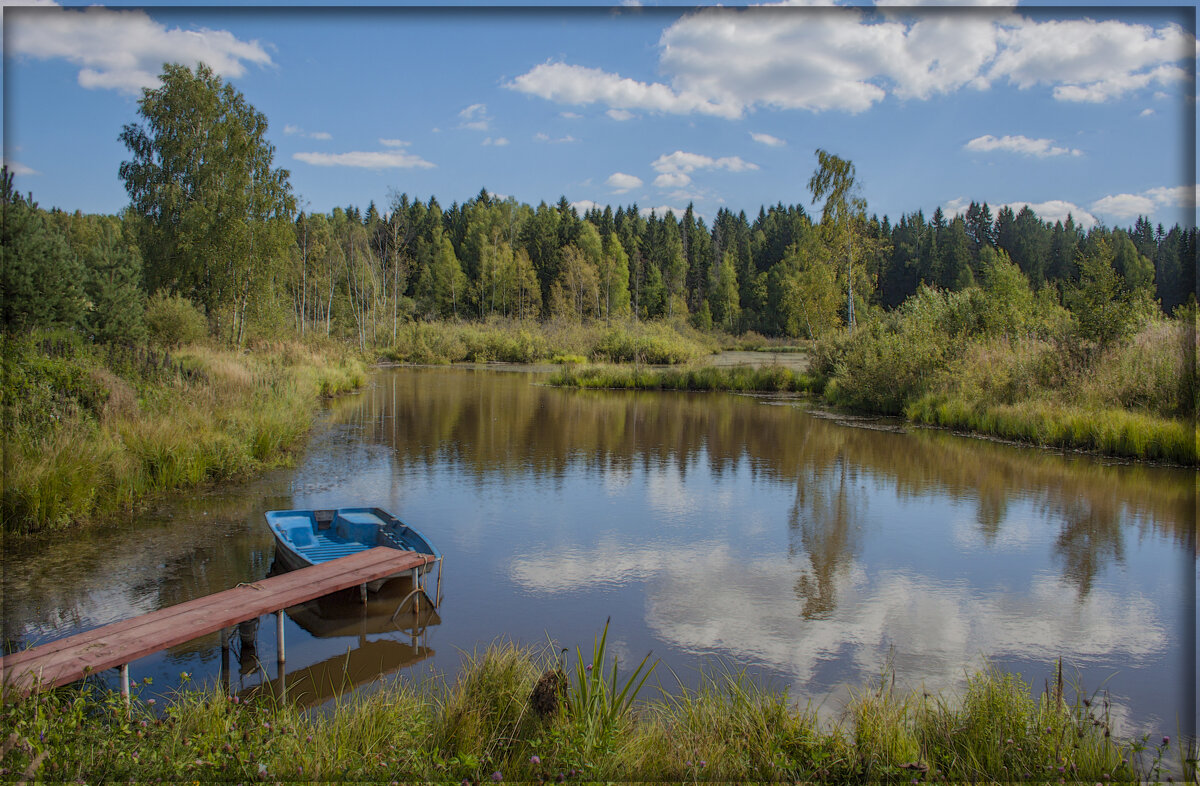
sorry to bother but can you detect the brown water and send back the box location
[4,365,1194,738]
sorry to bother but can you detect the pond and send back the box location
[4,365,1193,737]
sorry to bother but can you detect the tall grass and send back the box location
[2,332,367,536]
[550,363,821,394]
[0,638,1166,783]
[380,318,718,365]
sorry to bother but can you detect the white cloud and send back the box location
[560,111,583,119]
[964,134,1081,158]
[1090,194,1156,219]
[1140,108,1155,117]
[293,150,435,170]
[507,8,1194,117]
[3,160,39,176]
[379,138,410,148]
[482,137,509,146]
[570,199,603,213]
[606,172,644,193]
[652,150,758,176]
[7,4,272,94]
[654,172,691,189]
[606,108,635,121]
[458,103,491,131]
[639,205,684,218]
[1000,200,1096,229]
[1092,184,1198,219]
[750,132,786,147]
[534,132,579,143]
[991,19,1193,103]
[507,62,737,118]
[283,124,331,141]
[1142,185,1198,209]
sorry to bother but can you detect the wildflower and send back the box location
[530,755,541,765]
[699,760,706,768]
[1163,736,1171,746]
[147,698,156,706]
[585,664,593,672]
[556,774,565,783]
[492,771,503,782]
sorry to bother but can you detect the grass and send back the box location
[0,638,1180,783]
[550,363,821,394]
[2,331,367,536]
[379,318,720,366]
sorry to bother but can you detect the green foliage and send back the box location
[120,63,295,345]
[562,619,657,759]
[1066,237,1154,347]
[1,168,86,331]
[550,363,819,394]
[3,336,366,535]
[144,291,208,348]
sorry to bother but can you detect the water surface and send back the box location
[4,365,1193,737]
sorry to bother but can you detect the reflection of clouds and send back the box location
[647,550,1165,722]
[952,513,1038,551]
[514,541,1165,735]
[512,541,718,593]
[644,462,698,522]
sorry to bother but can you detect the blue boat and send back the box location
[265,507,441,593]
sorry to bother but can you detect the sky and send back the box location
[2,1,1197,231]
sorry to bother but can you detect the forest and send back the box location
[3,64,1195,352]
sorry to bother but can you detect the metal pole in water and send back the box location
[411,568,420,614]
[276,610,285,669]
[435,557,443,608]
[220,627,230,695]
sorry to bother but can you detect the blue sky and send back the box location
[3,2,1196,230]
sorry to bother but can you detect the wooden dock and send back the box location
[1,547,436,698]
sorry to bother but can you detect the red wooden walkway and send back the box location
[1,547,435,697]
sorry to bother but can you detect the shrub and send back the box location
[144,292,207,348]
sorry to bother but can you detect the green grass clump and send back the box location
[2,638,1170,783]
[380,318,718,366]
[2,333,367,536]
[550,363,820,394]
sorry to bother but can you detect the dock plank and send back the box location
[1,548,435,697]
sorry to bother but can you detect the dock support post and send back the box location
[360,583,367,605]
[275,610,285,670]
[219,627,230,695]
[411,568,420,614]
[119,663,130,705]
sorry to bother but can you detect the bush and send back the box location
[144,292,207,347]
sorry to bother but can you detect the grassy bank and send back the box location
[379,318,719,365]
[548,296,1196,464]
[0,637,1182,783]
[550,363,821,394]
[2,332,367,536]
